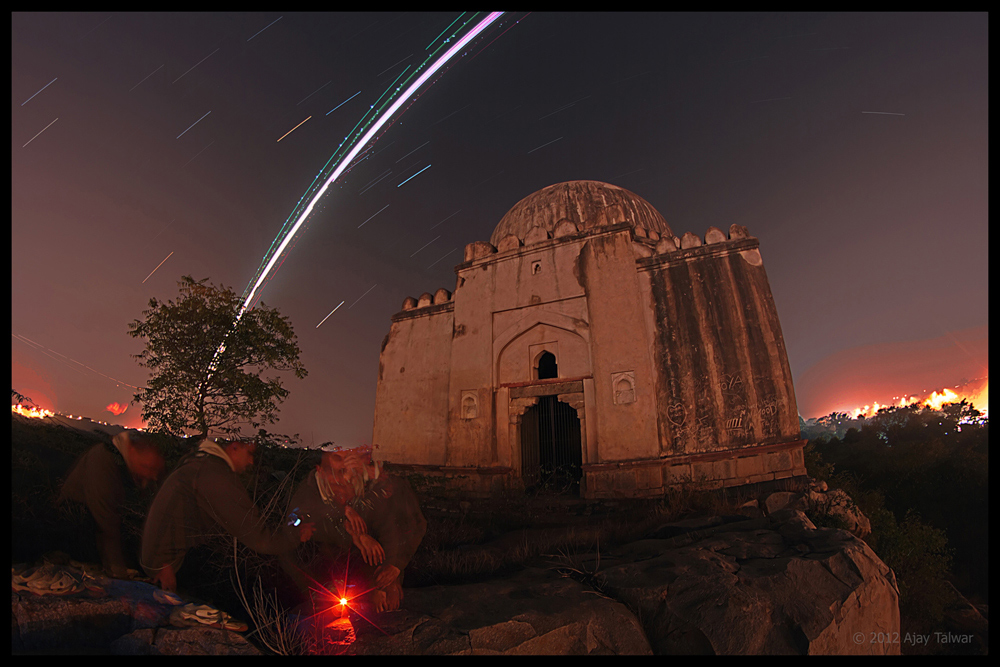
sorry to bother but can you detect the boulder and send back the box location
[111,626,262,655]
[12,573,256,655]
[13,591,136,651]
[763,486,871,540]
[764,491,799,514]
[338,566,652,655]
[563,510,900,654]
[738,499,763,518]
[804,488,871,539]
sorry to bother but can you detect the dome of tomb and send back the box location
[490,180,672,247]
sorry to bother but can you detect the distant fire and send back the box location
[11,404,55,419]
[106,402,128,416]
[847,375,988,419]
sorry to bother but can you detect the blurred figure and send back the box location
[140,438,314,593]
[282,446,425,612]
[57,429,165,578]
[348,449,426,612]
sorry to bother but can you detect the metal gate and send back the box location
[521,395,582,493]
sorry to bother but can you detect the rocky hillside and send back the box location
[14,499,902,654]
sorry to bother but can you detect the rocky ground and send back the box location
[14,483,924,655]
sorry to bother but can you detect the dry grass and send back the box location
[231,538,312,655]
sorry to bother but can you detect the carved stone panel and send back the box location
[461,390,479,420]
[611,371,636,405]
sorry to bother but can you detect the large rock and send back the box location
[12,575,257,655]
[565,509,900,654]
[763,484,872,539]
[111,626,262,655]
[13,591,137,651]
[335,566,652,655]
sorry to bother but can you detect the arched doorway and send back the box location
[521,395,582,494]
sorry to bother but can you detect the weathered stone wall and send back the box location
[577,227,659,463]
[638,227,799,459]
[447,247,498,467]
[373,303,455,466]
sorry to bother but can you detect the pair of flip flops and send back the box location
[11,563,89,596]
[169,603,249,632]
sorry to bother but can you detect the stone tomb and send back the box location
[372,181,805,498]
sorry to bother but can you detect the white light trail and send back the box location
[182,140,215,167]
[395,140,430,163]
[21,77,57,106]
[358,203,390,228]
[316,300,345,328]
[172,48,220,84]
[240,12,503,314]
[349,284,378,309]
[397,163,431,187]
[327,90,361,115]
[298,80,332,106]
[377,54,413,77]
[277,116,312,142]
[527,136,563,154]
[142,251,174,284]
[410,235,440,257]
[427,247,458,269]
[205,13,505,382]
[247,16,283,42]
[22,118,58,148]
[177,111,211,139]
[429,209,461,230]
[359,170,393,195]
[129,65,163,92]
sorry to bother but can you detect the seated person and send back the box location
[57,429,165,578]
[141,437,313,593]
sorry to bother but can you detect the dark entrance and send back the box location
[520,395,582,494]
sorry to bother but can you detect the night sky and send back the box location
[12,12,988,446]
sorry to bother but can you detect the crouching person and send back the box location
[282,447,425,613]
[57,429,165,578]
[278,451,376,605]
[348,449,427,612]
[141,438,314,593]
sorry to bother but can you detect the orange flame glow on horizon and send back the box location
[843,376,988,420]
[106,402,128,416]
[11,404,55,419]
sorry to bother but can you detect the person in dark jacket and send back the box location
[348,450,426,612]
[57,430,164,578]
[281,447,425,612]
[278,451,380,600]
[141,438,314,592]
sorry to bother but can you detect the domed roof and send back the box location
[490,180,672,246]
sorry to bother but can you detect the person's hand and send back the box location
[352,533,385,566]
[154,563,176,593]
[371,588,388,613]
[299,522,316,542]
[374,563,401,589]
[343,506,367,536]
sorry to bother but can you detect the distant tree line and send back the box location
[803,401,988,627]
